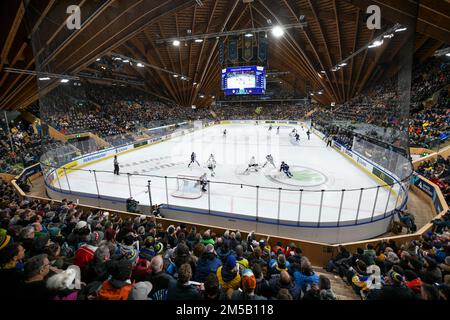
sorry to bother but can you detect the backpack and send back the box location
[97,280,133,300]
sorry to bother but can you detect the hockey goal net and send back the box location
[171,175,203,199]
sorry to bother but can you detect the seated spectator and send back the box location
[217,255,241,291]
[16,254,53,300]
[203,273,223,300]
[373,271,417,300]
[167,263,201,300]
[83,245,110,284]
[194,244,222,282]
[0,242,25,299]
[404,269,422,295]
[269,270,301,299]
[97,259,134,300]
[229,269,266,300]
[145,255,175,297]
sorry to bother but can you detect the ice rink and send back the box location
[55,123,399,224]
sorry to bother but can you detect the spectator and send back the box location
[97,259,134,300]
[16,254,53,300]
[229,269,266,300]
[167,263,201,300]
[269,270,301,299]
[194,244,222,282]
[217,255,241,291]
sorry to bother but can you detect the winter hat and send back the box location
[75,221,88,230]
[404,269,419,282]
[388,271,403,285]
[48,227,61,238]
[241,269,256,290]
[130,281,152,300]
[88,231,104,245]
[32,234,50,253]
[0,234,11,251]
[386,252,400,264]
[46,265,81,291]
[226,255,237,269]
[123,247,139,263]
[139,247,155,261]
[205,244,216,255]
[277,254,287,269]
[154,242,164,255]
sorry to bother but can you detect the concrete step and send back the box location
[313,266,360,300]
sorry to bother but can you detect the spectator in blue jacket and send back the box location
[269,253,290,277]
[193,244,222,282]
[293,258,319,293]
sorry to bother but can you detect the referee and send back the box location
[113,155,120,175]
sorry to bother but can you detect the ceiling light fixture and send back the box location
[271,26,284,38]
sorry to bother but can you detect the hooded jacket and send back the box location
[216,266,241,290]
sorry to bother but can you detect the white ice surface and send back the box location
[55,124,399,223]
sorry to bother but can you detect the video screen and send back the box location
[221,66,266,95]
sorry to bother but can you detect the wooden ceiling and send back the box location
[1,0,449,110]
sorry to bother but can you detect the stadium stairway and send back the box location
[313,267,360,300]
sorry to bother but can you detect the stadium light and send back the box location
[38,77,50,81]
[446,53,450,57]
[194,39,203,43]
[173,40,180,46]
[383,33,394,39]
[173,74,179,78]
[339,62,347,67]
[136,63,145,68]
[368,39,384,48]
[199,94,205,98]
[244,33,253,37]
[395,27,407,32]
[320,70,326,74]
[60,79,69,83]
[123,59,130,63]
[271,26,284,38]
[96,58,101,61]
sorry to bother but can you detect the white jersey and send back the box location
[207,156,216,168]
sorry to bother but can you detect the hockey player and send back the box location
[280,161,293,178]
[276,126,280,134]
[113,155,120,175]
[206,154,216,177]
[188,152,200,167]
[223,129,227,136]
[262,154,276,168]
[268,125,273,131]
[244,156,259,174]
[200,173,208,192]
[306,129,311,140]
[295,133,300,142]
